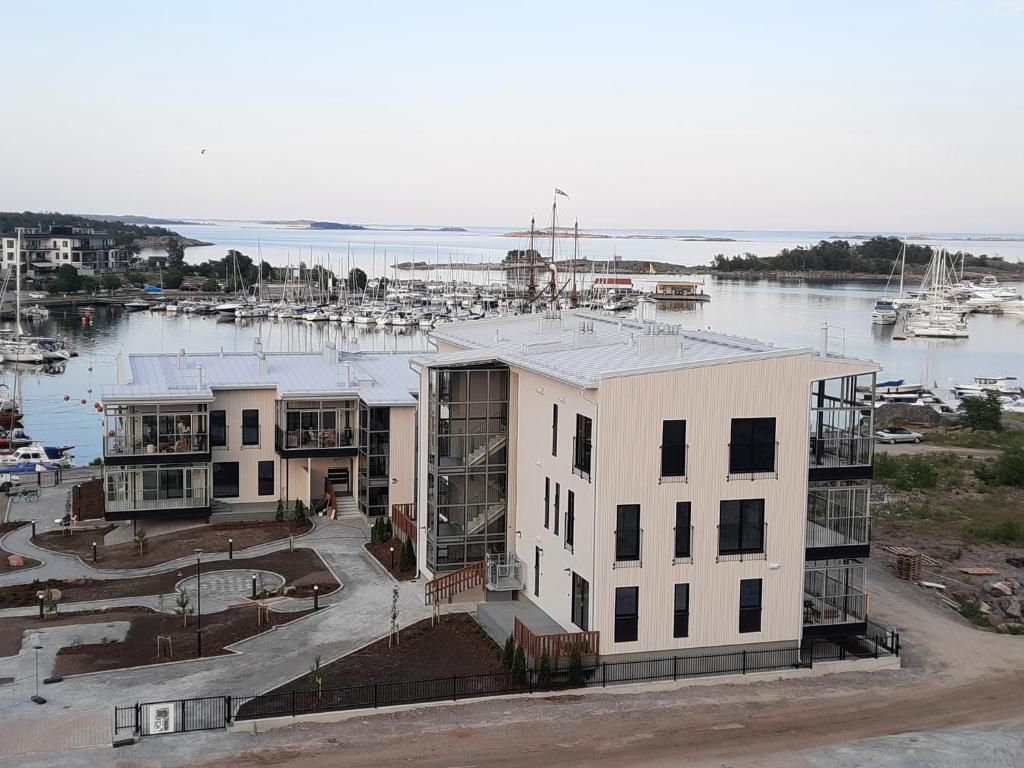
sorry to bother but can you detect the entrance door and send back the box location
[572,572,590,631]
[328,465,351,495]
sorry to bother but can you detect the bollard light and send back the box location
[251,573,257,599]
[389,545,395,570]
[313,585,319,611]
[228,538,233,560]
[92,542,97,563]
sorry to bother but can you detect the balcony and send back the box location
[103,407,210,465]
[104,463,211,520]
[105,488,211,518]
[809,374,874,480]
[276,400,358,458]
[803,559,867,636]
[806,481,871,559]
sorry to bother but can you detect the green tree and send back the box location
[114,233,142,267]
[162,267,185,289]
[166,236,186,268]
[80,275,99,294]
[347,267,367,292]
[537,651,553,689]
[52,264,82,293]
[201,277,221,293]
[400,537,415,571]
[567,647,584,686]
[275,498,285,524]
[502,635,516,670]
[511,645,527,682]
[100,274,122,292]
[959,392,1004,432]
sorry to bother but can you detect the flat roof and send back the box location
[422,310,874,388]
[103,348,423,406]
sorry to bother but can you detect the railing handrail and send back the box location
[514,616,600,661]
[424,560,485,605]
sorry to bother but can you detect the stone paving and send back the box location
[0,481,431,761]
[175,569,286,614]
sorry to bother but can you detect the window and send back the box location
[673,583,690,638]
[210,410,227,447]
[212,462,240,498]
[739,578,763,633]
[674,502,691,559]
[719,499,765,555]
[551,403,558,456]
[544,477,550,528]
[614,586,639,642]
[534,546,542,597]
[571,572,589,630]
[553,482,560,536]
[729,417,776,474]
[615,504,641,562]
[565,489,575,549]
[661,420,687,477]
[573,414,592,478]
[242,409,260,446]
[257,461,275,496]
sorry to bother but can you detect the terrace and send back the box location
[809,373,874,479]
[275,398,358,457]
[104,404,210,464]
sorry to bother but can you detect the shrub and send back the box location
[567,647,584,686]
[275,499,285,524]
[959,391,1004,432]
[968,518,1024,544]
[400,537,415,571]
[537,651,552,688]
[502,635,516,670]
[511,645,527,681]
[974,447,1024,487]
[874,453,938,490]
[293,499,307,526]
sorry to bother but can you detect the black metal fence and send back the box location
[117,629,900,737]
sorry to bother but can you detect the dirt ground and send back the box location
[202,566,1024,768]
[363,537,416,581]
[263,614,502,694]
[52,605,312,675]
[32,520,313,569]
[0,522,41,572]
[0,549,337,609]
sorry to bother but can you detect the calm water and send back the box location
[9,277,1024,463]
[167,222,1024,274]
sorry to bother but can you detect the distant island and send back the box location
[83,214,209,226]
[258,219,466,233]
[394,257,699,275]
[0,211,212,248]
[501,227,734,242]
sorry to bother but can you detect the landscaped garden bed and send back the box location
[0,608,152,657]
[0,522,42,573]
[265,613,502,694]
[364,537,417,581]
[32,520,314,569]
[0,549,338,609]
[51,605,312,675]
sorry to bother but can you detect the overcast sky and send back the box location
[2,1,1022,232]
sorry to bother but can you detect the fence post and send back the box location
[135,702,140,736]
[528,670,533,695]
[742,650,747,674]
[291,690,296,717]
[602,662,607,687]
[225,696,232,725]
[452,675,457,702]
[873,636,879,659]
[373,682,378,708]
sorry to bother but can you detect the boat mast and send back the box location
[571,219,579,308]
[899,238,906,297]
[527,215,537,311]
[549,194,557,305]
[14,228,22,338]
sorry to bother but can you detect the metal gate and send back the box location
[115,696,230,737]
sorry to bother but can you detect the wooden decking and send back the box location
[514,616,600,662]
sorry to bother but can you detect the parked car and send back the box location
[0,473,21,492]
[28,292,47,299]
[875,427,924,444]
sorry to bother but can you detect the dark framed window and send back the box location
[661,420,687,477]
[573,414,592,478]
[674,502,691,559]
[553,482,560,536]
[719,499,765,555]
[544,477,550,529]
[210,410,226,448]
[729,417,776,474]
[257,460,274,496]
[241,409,260,446]
[615,504,641,562]
[552,403,558,456]
[212,461,239,498]
[739,578,762,633]
[534,546,542,597]
[565,489,575,548]
[614,586,639,643]
[673,583,690,638]
[571,572,589,630]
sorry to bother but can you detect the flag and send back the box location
[554,187,570,198]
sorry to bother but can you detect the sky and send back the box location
[1,1,1022,232]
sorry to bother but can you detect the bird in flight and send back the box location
[201,149,207,154]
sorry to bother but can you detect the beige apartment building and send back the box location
[414,311,878,658]
[101,342,419,522]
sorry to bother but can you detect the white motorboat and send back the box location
[353,310,376,325]
[0,443,74,468]
[953,376,1022,398]
[20,305,49,320]
[871,298,897,325]
[216,302,243,316]
[0,341,45,364]
[124,299,150,312]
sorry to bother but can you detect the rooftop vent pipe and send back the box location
[257,351,267,376]
[177,348,186,369]
[196,364,204,390]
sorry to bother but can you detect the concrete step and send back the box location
[474,602,513,646]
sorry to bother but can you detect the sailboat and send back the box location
[906,247,969,338]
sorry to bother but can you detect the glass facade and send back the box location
[358,404,390,517]
[426,366,509,572]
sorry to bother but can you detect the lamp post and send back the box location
[92,542,97,563]
[228,538,233,560]
[389,545,395,570]
[313,584,319,611]
[31,644,46,705]
[251,573,257,599]
[194,548,203,658]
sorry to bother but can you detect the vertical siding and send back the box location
[209,387,280,504]
[415,366,433,579]
[593,354,867,655]
[388,406,416,507]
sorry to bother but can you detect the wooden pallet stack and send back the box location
[896,551,922,581]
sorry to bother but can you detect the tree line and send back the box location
[710,237,1022,275]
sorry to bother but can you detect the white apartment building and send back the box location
[414,311,878,659]
[100,343,419,522]
[0,226,128,277]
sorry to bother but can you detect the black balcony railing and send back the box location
[276,426,356,452]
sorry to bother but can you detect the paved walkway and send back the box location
[0,486,432,759]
